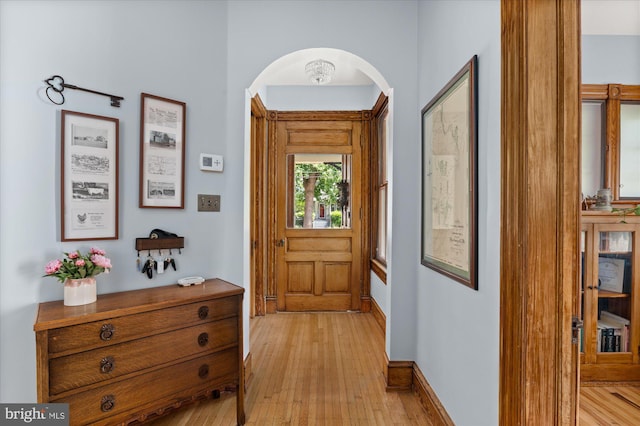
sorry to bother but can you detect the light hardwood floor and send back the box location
[149,312,431,425]
[580,384,640,425]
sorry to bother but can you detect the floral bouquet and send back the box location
[44,248,112,283]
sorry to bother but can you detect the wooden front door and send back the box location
[274,113,364,311]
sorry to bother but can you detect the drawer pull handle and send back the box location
[198,364,209,378]
[198,306,209,320]
[198,332,209,347]
[100,324,115,341]
[101,394,116,412]
[100,356,115,373]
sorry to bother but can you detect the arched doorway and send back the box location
[244,48,392,317]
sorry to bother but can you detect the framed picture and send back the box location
[139,93,186,208]
[61,110,119,241]
[421,55,478,290]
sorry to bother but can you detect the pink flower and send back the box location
[91,254,112,269]
[45,259,62,274]
[44,248,112,283]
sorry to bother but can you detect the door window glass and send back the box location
[286,153,351,229]
[620,103,640,198]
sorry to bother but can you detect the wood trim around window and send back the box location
[582,83,640,202]
[370,92,388,283]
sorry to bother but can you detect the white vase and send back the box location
[64,277,97,306]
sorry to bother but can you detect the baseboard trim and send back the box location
[265,297,277,314]
[384,352,413,391]
[384,354,453,425]
[360,296,371,313]
[370,297,386,337]
[243,352,253,391]
[412,362,455,426]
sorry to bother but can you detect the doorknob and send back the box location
[276,239,285,247]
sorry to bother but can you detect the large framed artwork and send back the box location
[421,55,478,290]
[139,93,186,209]
[61,110,119,241]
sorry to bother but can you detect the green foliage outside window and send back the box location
[294,162,342,228]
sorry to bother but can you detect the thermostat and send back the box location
[200,153,223,172]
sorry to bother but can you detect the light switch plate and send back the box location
[197,194,220,212]
[200,153,223,172]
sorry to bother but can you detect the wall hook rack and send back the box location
[135,236,184,252]
[44,75,124,107]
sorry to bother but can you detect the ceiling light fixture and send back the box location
[305,59,335,85]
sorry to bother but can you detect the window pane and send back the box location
[377,186,387,262]
[581,101,605,198]
[287,153,351,229]
[378,109,388,183]
[620,103,640,198]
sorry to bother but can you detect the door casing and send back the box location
[251,109,372,314]
[500,0,581,424]
[274,117,364,311]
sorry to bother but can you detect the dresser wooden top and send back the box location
[34,278,243,331]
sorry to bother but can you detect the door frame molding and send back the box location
[251,108,372,314]
[500,0,580,424]
[250,95,268,317]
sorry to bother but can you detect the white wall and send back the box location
[0,0,229,402]
[582,35,640,84]
[416,1,501,425]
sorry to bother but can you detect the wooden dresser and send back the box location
[34,278,244,425]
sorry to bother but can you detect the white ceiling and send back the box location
[257,1,639,89]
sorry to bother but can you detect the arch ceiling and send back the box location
[248,47,390,95]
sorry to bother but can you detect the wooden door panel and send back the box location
[286,253,352,263]
[287,130,351,146]
[287,263,314,293]
[287,237,352,252]
[283,295,352,311]
[284,120,354,131]
[324,263,351,293]
[275,115,362,312]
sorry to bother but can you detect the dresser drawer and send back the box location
[54,348,238,425]
[48,297,239,355]
[49,317,238,395]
